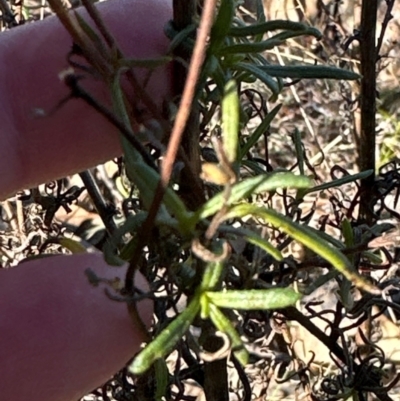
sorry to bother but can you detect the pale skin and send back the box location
[0,0,172,399]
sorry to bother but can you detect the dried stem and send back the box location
[358,0,378,223]
[79,170,117,236]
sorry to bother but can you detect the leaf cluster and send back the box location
[47,0,393,399]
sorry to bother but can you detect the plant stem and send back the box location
[358,0,378,224]
[172,0,204,209]
[79,170,117,236]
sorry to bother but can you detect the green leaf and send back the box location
[255,0,266,23]
[341,218,355,249]
[234,62,280,96]
[218,224,283,261]
[240,104,282,159]
[206,55,228,94]
[362,251,383,264]
[197,172,312,220]
[206,288,301,310]
[154,359,169,401]
[103,240,126,266]
[124,155,193,230]
[224,204,381,294]
[303,170,373,194]
[103,212,147,266]
[245,232,283,261]
[58,238,88,254]
[229,20,321,37]
[118,237,139,263]
[338,218,356,309]
[110,72,194,232]
[259,65,360,80]
[207,302,249,366]
[268,27,322,42]
[222,79,240,163]
[166,22,196,53]
[129,297,201,375]
[292,128,305,176]
[201,260,225,291]
[241,159,270,175]
[209,0,235,52]
[218,39,283,55]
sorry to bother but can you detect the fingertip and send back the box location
[0,0,173,200]
[0,252,153,401]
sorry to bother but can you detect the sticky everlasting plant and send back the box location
[43,0,400,400]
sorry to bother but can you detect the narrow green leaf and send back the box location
[240,104,282,159]
[303,170,373,194]
[208,302,249,366]
[110,73,193,231]
[222,80,239,163]
[269,27,322,41]
[58,238,87,254]
[218,224,283,261]
[154,359,169,401]
[206,55,228,94]
[341,218,354,249]
[224,204,381,294]
[362,251,383,264]
[166,22,196,53]
[229,20,321,37]
[218,39,283,55]
[338,218,356,309]
[200,291,211,319]
[245,233,283,261]
[133,159,193,226]
[103,240,126,266]
[102,213,147,266]
[234,62,280,96]
[255,0,266,23]
[292,128,305,176]
[197,172,312,220]
[118,237,139,263]
[104,212,182,265]
[209,0,235,52]
[206,288,301,310]
[241,159,270,175]
[201,260,225,291]
[259,65,360,80]
[129,297,200,375]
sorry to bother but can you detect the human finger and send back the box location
[0,0,172,200]
[0,252,152,401]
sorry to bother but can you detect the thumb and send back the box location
[0,252,152,401]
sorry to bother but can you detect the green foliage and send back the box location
[204,288,301,310]
[130,295,202,375]
[73,0,372,382]
[222,79,240,164]
[198,0,358,105]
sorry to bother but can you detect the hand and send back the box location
[0,1,172,400]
